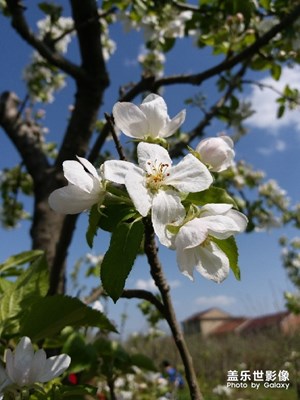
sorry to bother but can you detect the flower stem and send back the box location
[143,218,204,400]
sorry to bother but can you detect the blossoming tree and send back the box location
[1,0,300,399]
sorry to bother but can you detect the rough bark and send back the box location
[2,0,109,294]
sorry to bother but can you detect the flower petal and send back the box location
[137,142,172,173]
[200,204,248,233]
[176,246,198,281]
[6,337,34,386]
[76,156,99,178]
[103,160,134,184]
[226,209,248,232]
[200,215,244,239]
[125,166,152,216]
[152,190,185,248]
[0,365,10,392]
[196,242,230,283]
[200,203,233,216]
[5,349,17,384]
[113,101,148,138]
[160,109,186,138]
[175,219,208,250]
[38,354,71,382]
[139,94,168,137]
[29,349,47,384]
[63,160,94,193]
[49,185,101,214]
[166,154,212,192]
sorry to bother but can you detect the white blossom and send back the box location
[4,337,70,387]
[104,142,212,247]
[37,16,74,54]
[113,94,186,140]
[175,204,248,282]
[49,157,105,214]
[213,384,233,397]
[195,135,235,172]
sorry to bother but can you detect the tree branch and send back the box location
[105,113,127,161]
[54,0,110,167]
[121,289,166,316]
[5,0,85,81]
[170,63,248,158]
[143,218,204,400]
[122,4,300,99]
[0,91,49,181]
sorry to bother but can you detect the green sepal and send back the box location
[101,220,144,302]
[212,236,240,280]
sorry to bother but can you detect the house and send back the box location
[236,311,300,336]
[182,308,300,337]
[211,317,247,337]
[181,308,234,337]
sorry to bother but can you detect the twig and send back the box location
[104,113,127,161]
[84,286,166,317]
[242,79,300,106]
[170,63,248,158]
[143,217,204,400]
[122,289,166,317]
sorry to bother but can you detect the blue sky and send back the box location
[1,5,299,336]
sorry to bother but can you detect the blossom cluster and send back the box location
[49,94,248,283]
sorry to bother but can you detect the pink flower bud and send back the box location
[195,136,235,172]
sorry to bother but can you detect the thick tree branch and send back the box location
[5,0,85,81]
[0,92,49,181]
[46,1,111,293]
[55,0,109,166]
[143,218,204,400]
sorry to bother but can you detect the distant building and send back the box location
[181,308,233,337]
[182,308,300,337]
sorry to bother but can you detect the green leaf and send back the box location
[0,250,44,273]
[20,295,117,341]
[63,332,98,373]
[99,204,138,232]
[101,220,144,302]
[271,64,281,81]
[86,204,101,248]
[260,0,271,10]
[185,187,237,207]
[0,255,49,335]
[277,104,285,118]
[212,236,240,280]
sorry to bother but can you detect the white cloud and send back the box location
[195,295,236,307]
[245,65,300,133]
[257,138,287,156]
[135,279,156,291]
[135,278,181,291]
